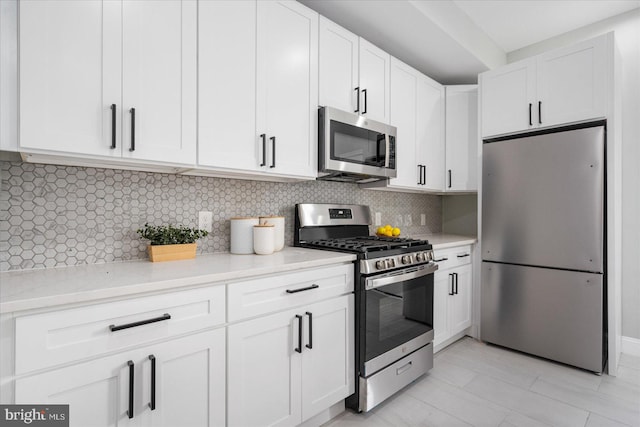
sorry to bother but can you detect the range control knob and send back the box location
[416,252,425,262]
[388,258,396,268]
[375,260,387,270]
[401,255,412,265]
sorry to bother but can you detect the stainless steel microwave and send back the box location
[318,106,397,183]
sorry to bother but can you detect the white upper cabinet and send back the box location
[359,38,391,124]
[198,0,258,172]
[445,85,478,192]
[480,60,535,138]
[536,36,608,128]
[198,0,318,180]
[318,17,359,114]
[319,18,390,123]
[256,0,318,178]
[481,33,612,138]
[418,75,446,192]
[19,0,197,166]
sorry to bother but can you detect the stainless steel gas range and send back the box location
[294,203,437,412]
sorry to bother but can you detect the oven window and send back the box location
[330,120,386,166]
[365,274,433,362]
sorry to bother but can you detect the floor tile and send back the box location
[585,413,636,427]
[373,391,472,427]
[619,353,640,370]
[530,377,640,426]
[463,374,589,427]
[429,356,478,388]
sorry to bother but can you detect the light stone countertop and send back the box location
[412,233,477,249]
[0,247,356,314]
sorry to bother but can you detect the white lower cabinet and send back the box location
[227,294,354,427]
[433,246,473,350]
[15,329,226,427]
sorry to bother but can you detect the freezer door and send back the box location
[481,262,604,372]
[482,126,604,272]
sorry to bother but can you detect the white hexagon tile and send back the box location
[0,161,442,271]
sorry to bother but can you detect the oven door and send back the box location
[362,263,436,376]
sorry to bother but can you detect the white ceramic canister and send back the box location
[230,217,259,254]
[253,224,275,255]
[259,216,285,251]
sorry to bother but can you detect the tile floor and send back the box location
[324,338,640,427]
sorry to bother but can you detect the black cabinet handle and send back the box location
[417,165,422,185]
[127,360,134,419]
[449,274,454,296]
[149,355,156,410]
[538,101,542,124]
[354,87,360,113]
[295,314,303,353]
[448,170,452,188]
[109,313,171,332]
[286,284,319,294]
[270,136,276,168]
[456,254,470,258]
[422,165,426,185]
[362,89,367,114]
[129,108,135,152]
[529,103,532,126]
[454,272,459,295]
[305,312,313,349]
[110,104,117,149]
[434,257,448,262]
[260,134,266,166]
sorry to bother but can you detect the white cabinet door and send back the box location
[433,271,452,347]
[388,58,418,189]
[480,59,535,137]
[122,0,196,165]
[149,329,225,427]
[15,349,137,427]
[19,0,122,157]
[15,330,224,427]
[257,0,318,178]
[301,295,354,421]
[359,38,390,124]
[536,36,608,128]
[228,308,302,427]
[445,85,478,192]
[449,264,472,335]
[418,75,445,192]
[319,17,359,113]
[198,0,258,171]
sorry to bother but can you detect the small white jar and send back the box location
[230,217,259,254]
[253,224,275,255]
[259,216,285,251]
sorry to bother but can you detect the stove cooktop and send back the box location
[303,236,430,253]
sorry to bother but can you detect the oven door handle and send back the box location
[365,264,438,290]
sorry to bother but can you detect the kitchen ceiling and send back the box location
[299,0,640,85]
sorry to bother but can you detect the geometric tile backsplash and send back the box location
[0,161,442,271]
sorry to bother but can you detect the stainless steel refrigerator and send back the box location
[481,123,606,373]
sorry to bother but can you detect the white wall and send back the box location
[509,9,640,340]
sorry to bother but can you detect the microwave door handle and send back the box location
[384,134,390,168]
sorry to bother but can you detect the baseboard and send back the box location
[621,336,640,357]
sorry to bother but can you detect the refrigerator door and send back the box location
[482,126,605,272]
[481,262,604,372]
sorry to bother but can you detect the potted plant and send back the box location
[136,223,209,262]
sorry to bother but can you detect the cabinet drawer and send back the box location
[433,245,472,271]
[228,264,354,321]
[15,286,225,374]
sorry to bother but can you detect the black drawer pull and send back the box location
[454,272,459,295]
[129,108,135,152]
[260,133,266,166]
[127,360,134,419]
[434,257,448,262]
[286,284,319,294]
[449,273,455,296]
[295,314,303,353]
[149,355,156,410]
[456,254,470,258]
[109,313,171,332]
